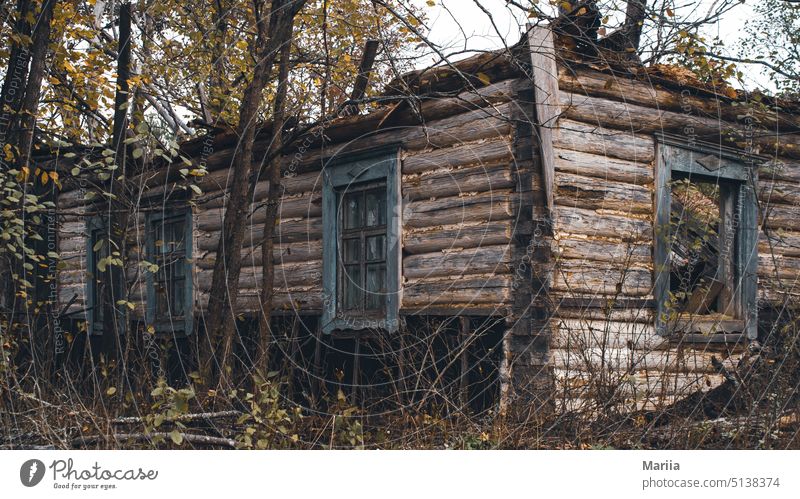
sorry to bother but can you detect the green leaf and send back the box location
[106,387,117,396]
[132,148,143,159]
[170,430,183,445]
[189,184,202,195]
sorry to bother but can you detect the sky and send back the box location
[408,0,772,90]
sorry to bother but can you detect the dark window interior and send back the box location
[90,226,109,332]
[151,216,187,323]
[669,176,737,317]
[337,181,387,316]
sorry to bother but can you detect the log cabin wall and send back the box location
[548,56,800,412]
[52,25,800,413]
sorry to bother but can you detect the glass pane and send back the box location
[155,279,168,317]
[365,264,385,310]
[365,188,386,227]
[169,220,185,251]
[172,277,185,317]
[342,192,362,229]
[342,264,362,311]
[366,235,385,262]
[342,238,360,264]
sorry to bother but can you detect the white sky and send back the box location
[409,0,771,90]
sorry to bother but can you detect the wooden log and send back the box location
[403,244,513,279]
[554,147,653,185]
[403,162,515,200]
[404,190,514,228]
[403,138,512,174]
[552,258,652,296]
[554,171,651,214]
[402,275,512,307]
[555,236,651,264]
[197,194,322,232]
[758,179,800,206]
[553,306,655,324]
[554,118,655,163]
[759,230,800,257]
[552,318,662,351]
[196,217,322,251]
[403,221,514,254]
[559,91,738,137]
[196,170,323,209]
[550,346,739,374]
[758,253,800,279]
[528,23,559,213]
[197,240,322,268]
[558,67,800,136]
[554,206,652,242]
[197,290,322,312]
[196,260,322,291]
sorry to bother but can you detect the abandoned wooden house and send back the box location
[50,17,800,414]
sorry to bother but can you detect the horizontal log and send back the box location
[552,258,652,296]
[558,67,800,138]
[403,161,515,200]
[759,179,800,206]
[554,119,655,163]
[552,306,655,324]
[197,240,322,268]
[758,253,800,279]
[552,319,662,350]
[760,230,800,257]
[404,190,515,228]
[555,236,651,264]
[197,194,322,232]
[403,137,513,174]
[554,147,653,185]
[196,170,323,209]
[550,346,739,374]
[196,260,322,291]
[403,221,514,254]
[403,244,513,279]
[196,217,322,252]
[554,206,652,242]
[402,275,512,307]
[554,172,651,214]
[197,291,323,313]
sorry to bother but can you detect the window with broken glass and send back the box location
[655,136,758,339]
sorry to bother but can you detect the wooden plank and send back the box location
[551,258,652,296]
[527,23,558,215]
[555,236,651,264]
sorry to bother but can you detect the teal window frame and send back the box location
[145,208,194,335]
[654,134,758,339]
[321,146,402,334]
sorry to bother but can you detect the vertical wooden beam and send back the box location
[718,183,736,315]
[526,23,558,216]
[459,316,471,410]
[351,335,361,405]
[654,142,671,334]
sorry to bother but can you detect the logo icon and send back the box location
[20,459,45,487]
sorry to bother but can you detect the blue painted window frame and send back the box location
[654,134,758,339]
[321,147,402,334]
[145,208,194,335]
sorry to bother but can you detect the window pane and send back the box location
[365,188,386,227]
[172,277,185,317]
[365,264,385,310]
[366,235,385,262]
[342,192,362,229]
[342,264,362,311]
[342,238,360,264]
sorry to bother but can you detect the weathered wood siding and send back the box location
[546,63,800,411]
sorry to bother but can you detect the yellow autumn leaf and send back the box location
[476,72,491,85]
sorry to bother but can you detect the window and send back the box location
[146,209,193,334]
[322,148,401,334]
[654,135,758,339]
[86,217,111,335]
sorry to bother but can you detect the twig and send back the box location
[111,410,242,425]
[73,432,237,448]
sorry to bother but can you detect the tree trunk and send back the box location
[101,1,132,354]
[257,31,293,373]
[202,0,306,385]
